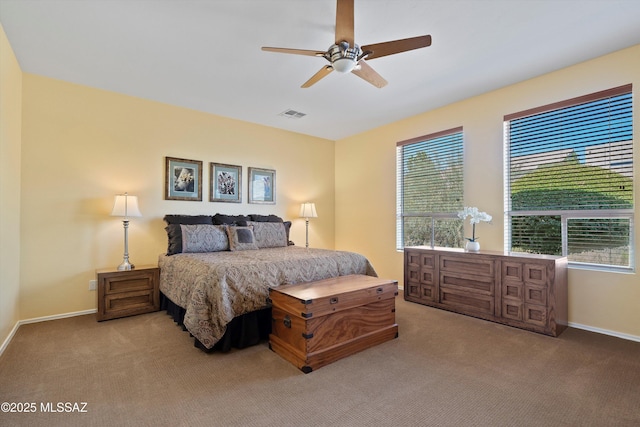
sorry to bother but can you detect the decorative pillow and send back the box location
[246,221,288,248]
[165,224,184,255]
[164,215,215,255]
[226,226,259,251]
[180,224,229,253]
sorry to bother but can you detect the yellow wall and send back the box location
[3,30,639,345]
[336,44,640,339]
[0,25,22,346]
[19,74,335,319]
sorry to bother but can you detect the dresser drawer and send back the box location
[503,261,524,283]
[440,255,494,277]
[440,286,494,316]
[440,271,494,296]
[524,303,547,327]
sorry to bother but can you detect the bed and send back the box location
[159,214,377,351]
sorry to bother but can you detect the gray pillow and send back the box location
[180,224,229,253]
[247,221,288,248]
[226,226,259,251]
[164,215,214,255]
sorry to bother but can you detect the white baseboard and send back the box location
[18,309,97,325]
[568,321,640,343]
[0,309,97,357]
[0,321,21,357]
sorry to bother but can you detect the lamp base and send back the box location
[305,219,310,248]
[118,219,135,270]
[117,260,135,271]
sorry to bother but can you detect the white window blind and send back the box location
[505,84,634,270]
[396,127,464,249]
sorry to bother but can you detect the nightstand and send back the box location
[96,265,160,321]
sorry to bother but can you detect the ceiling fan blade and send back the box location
[335,0,354,45]
[301,65,334,88]
[361,35,432,60]
[261,47,325,57]
[352,60,387,88]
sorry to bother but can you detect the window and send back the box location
[504,84,634,270]
[397,127,464,249]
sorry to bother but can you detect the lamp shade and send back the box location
[299,202,318,219]
[111,193,142,218]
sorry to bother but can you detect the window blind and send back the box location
[505,84,634,269]
[397,127,464,249]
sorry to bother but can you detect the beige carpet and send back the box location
[1,297,639,427]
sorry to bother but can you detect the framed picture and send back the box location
[165,156,203,201]
[248,167,276,204]
[210,163,242,203]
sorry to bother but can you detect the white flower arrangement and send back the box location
[457,207,492,242]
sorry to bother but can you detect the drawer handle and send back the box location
[283,315,291,328]
[330,297,339,304]
[376,287,383,294]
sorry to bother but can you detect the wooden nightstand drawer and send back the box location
[97,266,160,321]
[103,274,154,294]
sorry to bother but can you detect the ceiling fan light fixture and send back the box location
[327,42,361,73]
[332,57,357,73]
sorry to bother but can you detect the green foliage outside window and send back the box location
[511,153,633,210]
[510,154,632,257]
[402,150,464,248]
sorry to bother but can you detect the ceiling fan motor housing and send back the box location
[327,42,361,72]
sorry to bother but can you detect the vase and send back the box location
[465,241,480,252]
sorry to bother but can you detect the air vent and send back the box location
[279,109,307,119]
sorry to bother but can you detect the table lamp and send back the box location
[299,202,318,248]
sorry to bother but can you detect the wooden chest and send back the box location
[269,275,399,373]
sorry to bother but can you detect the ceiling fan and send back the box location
[261,0,432,88]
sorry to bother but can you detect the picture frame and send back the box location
[248,167,276,204]
[210,163,242,203]
[165,156,203,201]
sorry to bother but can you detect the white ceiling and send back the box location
[1,0,639,140]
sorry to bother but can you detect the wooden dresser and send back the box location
[404,247,568,337]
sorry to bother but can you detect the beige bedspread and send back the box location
[158,246,377,349]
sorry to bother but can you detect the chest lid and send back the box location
[269,274,398,319]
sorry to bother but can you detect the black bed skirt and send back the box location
[160,292,272,353]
